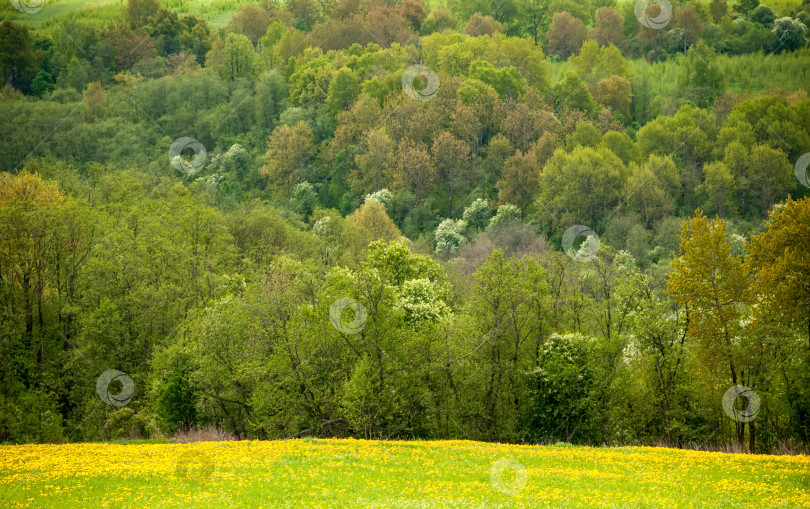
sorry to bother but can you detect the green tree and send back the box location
[527,333,597,442]
[464,12,503,36]
[229,4,273,45]
[365,189,394,211]
[497,149,541,219]
[344,199,402,255]
[747,197,810,349]
[624,156,678,227]
[674,5,702,52]
[462,198,492,232]
[546,11,585,58]
[82,82,107,121]
[590,7,624,47]
[290,182,318,218]
[751,5,777,27]
[468,60,526,98]
[435,218,468,255]
[570,41,632,85]
[219,33,260,82]
[29,71,54,97]
[747,145,795,216]
[255,70,288,129]
[517,0,549,45]
[697,161,737,218]
[734,0,759,15]
[709,0,729,23]
[147,7,181,56]
[468,251,550,441]
[432,132,470,217]
[351,127,396,195]
[772,17,808,53]
[488,203,522,230]
[552,71,596,113]
[537,146,625,229]
[594,75,632,119]
[600,131,640,165]
[125,0,160,29]
[679,42,725,108]
[259,121,316,194]
[0,21,37,93]
[326,67,361,118]
[666,211,753,450]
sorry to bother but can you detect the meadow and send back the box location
[2,0,810,506]
[1,439,808,508]
[1,0,254,27]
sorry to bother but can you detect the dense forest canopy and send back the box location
[0,0,809,453]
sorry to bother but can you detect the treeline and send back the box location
[0,167,808,452]
[1,37,808,252]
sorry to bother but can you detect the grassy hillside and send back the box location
[4,0,805,28]
[1,439,808,508]
[1,0,252,28]
[615,0,804,16]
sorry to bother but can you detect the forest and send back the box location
[0,0,809,455]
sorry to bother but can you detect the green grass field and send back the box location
[1,0,252,28]
[4,0,804,29]
[1,439,808,508]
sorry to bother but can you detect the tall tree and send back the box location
[709,0,729,23]
[666,211,754,451]
[517,0,549,45]
[679,41,724,108]
[674,4,702,52]
[594,75,632,119]
[589,7,624,47]
[125,0,160,29]
[326,67,361,118]
[432,132,470,217]
[747,197,810,349]
[546,11,585,59]
[497,149,540,218]
[0,21,38,93]
[259,122,316,194]
[229,4,273,45]
[351,127,396,195]
[219,33,260,81]
[537,145,625,229]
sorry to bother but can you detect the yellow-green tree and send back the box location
[747,197,810,349]
[497,149,539,219]
[0,172,63,340]
[219,33,260,81]
[432,132,470,218]
[342,200,402,261]
[666,211,754,450]
[259,121,316,195]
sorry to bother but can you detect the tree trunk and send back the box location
[748,421,755,453]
